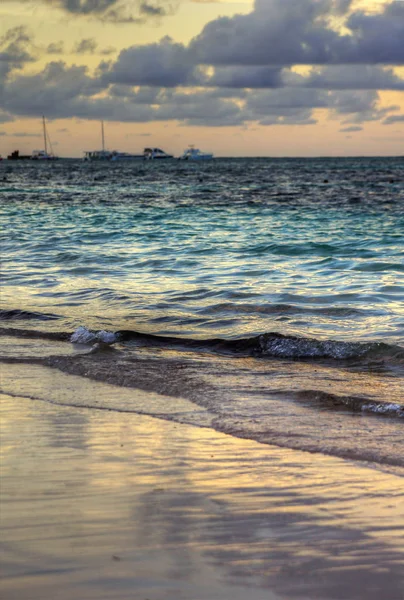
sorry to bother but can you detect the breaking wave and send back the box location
[1,325,403,367]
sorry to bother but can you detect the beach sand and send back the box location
[1,365,404,600]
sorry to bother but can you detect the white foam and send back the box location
[361,403,403,417]
[70,326,118,345]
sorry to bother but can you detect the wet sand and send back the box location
[1,370,404,599]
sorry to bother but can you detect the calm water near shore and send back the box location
[0,157,403,469]
[1,391,403,600]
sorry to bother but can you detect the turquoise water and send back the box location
[1,157,403,342]
[1,158,403,468]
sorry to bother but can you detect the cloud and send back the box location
[12,0,180,23]
[299,65,404,90]
[383,114,404,125]
[139,1,166,16]
[190,0,404,66]
[243,88,392,126]
[106,37,202,87]
[0,110,14,124]
[339,125,363,132]
[209,66,284,88]
[74,38,98,54]
[100,46,116,55]
[1,61,104,117]
[46,41,65,54]
[0,26,35,68]
[0,1,403,131]
[96,2,404,92]
[0,56,400,129]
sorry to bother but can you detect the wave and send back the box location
[116,329,404,364]
[1,325,403,366]
[0,309,60,321]
[285,390,404,418]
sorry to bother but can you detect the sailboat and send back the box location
[84,121,144,161]
[31,116,58,160]
[83,121,113,161]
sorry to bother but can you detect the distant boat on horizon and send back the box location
[31,116,58,160]
[84,122,172,161]
[179,146,213,161]
[83,124,174,161]
[143,147,173,160]
[84,121,113,161]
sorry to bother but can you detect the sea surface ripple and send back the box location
[1,157,403,469]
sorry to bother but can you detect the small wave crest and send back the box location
[287,390,404,418]
[362,403,404,417]
[70,326,119,345]
[255,333,403,361]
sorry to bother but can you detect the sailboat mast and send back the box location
[42,115,48,155]
[101,120,105,152]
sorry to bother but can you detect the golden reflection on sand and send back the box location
[1,385,403,600]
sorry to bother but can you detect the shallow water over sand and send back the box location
[1,390,403,600]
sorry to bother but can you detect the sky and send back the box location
[0,0,403,157]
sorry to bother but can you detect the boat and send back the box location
[84,121,114,161]
[7,150,31,160]
[143,147,173,160]
[84,150,113,161]
[31,116,58,160]
[179,146,213,161]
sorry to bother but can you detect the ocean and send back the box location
[1,157,403,472]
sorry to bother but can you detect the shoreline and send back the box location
[1,366,404,599]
